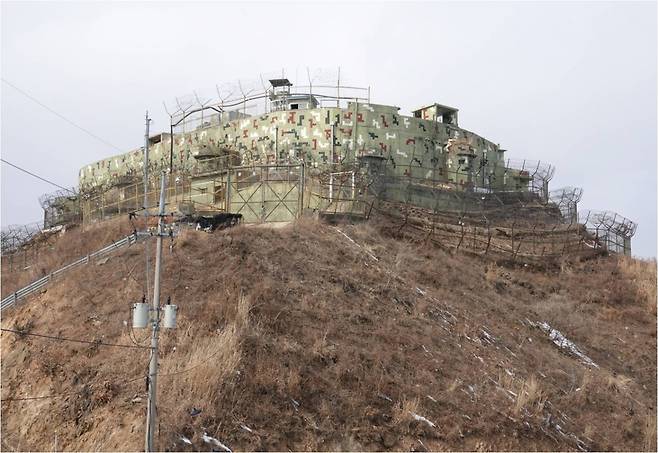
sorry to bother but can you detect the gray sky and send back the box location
[2,1,656,257]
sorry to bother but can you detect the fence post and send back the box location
[299,163,305,216]
[226,170,231,212]
[456,221,464,251]
[513,240,522,261]
[13,292,17,308]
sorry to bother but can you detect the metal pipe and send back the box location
[169,123,174,174]
[143,112,151,303]
[330,123,335,165]
[336,67,340,108]
[275,126,279,164]
[353,100,359,162]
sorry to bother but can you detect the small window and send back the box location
[290,104,299,110]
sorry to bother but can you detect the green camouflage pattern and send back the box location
[78,102,526,193]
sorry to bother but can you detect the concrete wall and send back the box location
[79,102,517,194]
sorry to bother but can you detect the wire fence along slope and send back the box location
[1,232,142,312]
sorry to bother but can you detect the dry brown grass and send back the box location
[576,371,593,402]
[1,217,134,297]
[484,263,500,284]
[157,325,241,447]
[559,257,574,275]
[643,414,657,451]
[446,378,462,393]
[392,397,420,425]
[605,373,632,394]
[311,328,330,358]
[157,294,250,447]
[514,375,546,415]
[618,256,657,315]
[2,216,655,451]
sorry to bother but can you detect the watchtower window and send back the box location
[411,103,459,127]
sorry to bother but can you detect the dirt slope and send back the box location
[1,217,656,451]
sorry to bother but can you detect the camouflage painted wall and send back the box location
[79,102,515,192]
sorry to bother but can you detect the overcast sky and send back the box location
[1,1,656,257]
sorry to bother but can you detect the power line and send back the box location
[1,78,122,152]
[1,328,151,350]
[1,372,146,403]
[0,158,74,193]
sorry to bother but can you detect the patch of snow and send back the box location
[410,412,436,428]
[179,436,192,445]
[378,393,393,402]
[531,321,598,368]
[333,227,379,261]
[202,433,231,452]
[480,328,495,344]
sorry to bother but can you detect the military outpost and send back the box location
[12,75,637,259]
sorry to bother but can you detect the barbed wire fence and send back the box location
[549,187,584,225]
[578,210,637,255]
[1,165,637,278]
[1,68,638,270]
[164,68,368,134]
[1,221,59,273]
[350,154,637,261]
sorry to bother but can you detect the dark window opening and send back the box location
[290,104,299,110]
[148,134,163,145]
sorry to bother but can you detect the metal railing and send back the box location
[1,232,142,312]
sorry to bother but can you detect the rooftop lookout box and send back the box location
[412,103,459,126]
[268,78,319,111]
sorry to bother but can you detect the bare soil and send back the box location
[1,217,656,451]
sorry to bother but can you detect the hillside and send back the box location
[1,216,656,451]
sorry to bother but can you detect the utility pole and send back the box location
[336,66,340,108]
[144,112,151,302]
[145,171,167,452]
